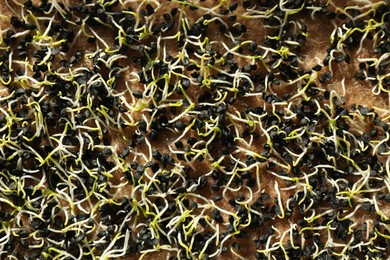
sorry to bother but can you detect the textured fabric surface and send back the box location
[0,0,389,259]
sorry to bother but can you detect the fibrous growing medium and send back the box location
[0,0,389,259]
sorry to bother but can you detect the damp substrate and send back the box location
[0,0,389,259]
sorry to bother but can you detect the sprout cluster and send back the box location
[0,0,389,259]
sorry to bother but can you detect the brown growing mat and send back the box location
[0,0,389,259]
